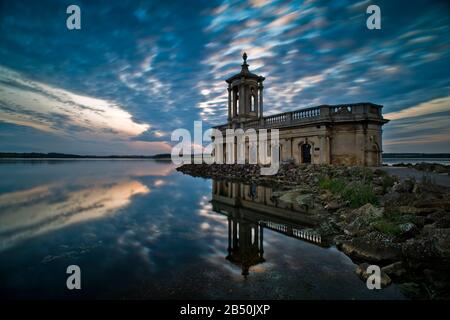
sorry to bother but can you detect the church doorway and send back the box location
[301,143,311,164]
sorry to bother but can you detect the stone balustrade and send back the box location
[214,102,384,131]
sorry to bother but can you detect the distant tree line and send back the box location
[0,152,172,159]
[1,152,448,159]
[383,153,450,158]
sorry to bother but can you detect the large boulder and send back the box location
[343,204,384,236]
[398,222,419,239]
[318,220,341,237]
[340,236,402,263]
[382,261,406,278]
[402,227,450,261]
[324,200,342,212]
[276,187,311,203]
[398,282,424,299]
[396,206,420,215]
[423,268,450,299]
[432,228,450,259]
[295,194,315,210]
[345,203,384,222]
[392,179,415,193]
[432,214,450,229]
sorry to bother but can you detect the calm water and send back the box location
[383,158,450,165]
[0,160,405,299]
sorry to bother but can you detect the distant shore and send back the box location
[383,153,450,159]
[2,152,450,159]
[0,152,172,159]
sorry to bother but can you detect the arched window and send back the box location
[234,87,239,115]
[230,91,234,116]
[250,87,256,112]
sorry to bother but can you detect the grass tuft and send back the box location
[373,219,401,236]
[319,177,378,208]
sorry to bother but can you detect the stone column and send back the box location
[319,136,325,164]
[291,138,293,160]
[326,136,331,164]
[259,84,264,118]
[254,87,259,117]
[233,88,237,117]
[239,83,244,118]
[227,86,232,121]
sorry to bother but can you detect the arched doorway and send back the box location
[301,143,311,164]
[369,143,380,166]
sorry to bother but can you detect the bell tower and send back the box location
[226,53,265,124]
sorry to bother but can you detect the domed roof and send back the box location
[225,52,265,84]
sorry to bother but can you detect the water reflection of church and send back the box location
[211,180,326,277]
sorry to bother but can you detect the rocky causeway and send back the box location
[177,162,450,299]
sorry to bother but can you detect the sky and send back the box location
[0,0,449,155]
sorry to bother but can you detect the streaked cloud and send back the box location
[0,0,449,152]
[0,66,150,138]
[384,96,450,121]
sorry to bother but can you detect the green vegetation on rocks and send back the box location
[372,211,418,236]
[319,177,378,208]
[373,219,402,236]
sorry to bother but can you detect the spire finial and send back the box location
[242,52,248,65]
[241,52,249,73]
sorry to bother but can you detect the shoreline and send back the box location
[0,157,173,161]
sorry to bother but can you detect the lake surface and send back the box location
[383,158,450,165]
[0,160,405,299]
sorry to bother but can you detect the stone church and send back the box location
[213,53,389,166]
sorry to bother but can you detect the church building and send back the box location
[213,53,389,166]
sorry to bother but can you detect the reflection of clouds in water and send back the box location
[0,184,56,207]
[261,230,355,281]
[0,179,150,251]
[125,164,174,178]
[115,204,175,269]
[69,162,174,183]
[200,222,210,231]
[197,197,228,239]
[117,226,159,269]
[153,179,165,187]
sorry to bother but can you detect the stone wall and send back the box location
[213,103,388,167]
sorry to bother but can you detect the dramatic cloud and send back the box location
[383,97,450,152]
[0,0,449,153]
[0,66,150,138]
[384,96,450,121]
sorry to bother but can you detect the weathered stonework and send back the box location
[214,53,389,167]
